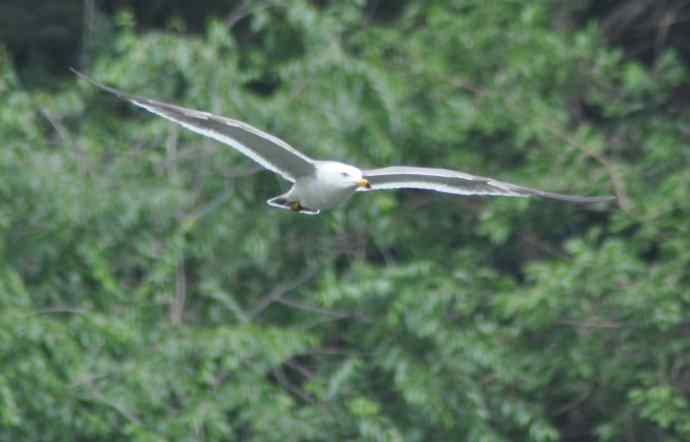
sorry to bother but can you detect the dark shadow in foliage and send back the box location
[365,0,410,23]
[0,0,83,86]
[100,0,236,33]
[569,0,690,66]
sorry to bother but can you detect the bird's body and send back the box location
[74,70,615,215]
[264,162,367,214]
[299,162,365,208]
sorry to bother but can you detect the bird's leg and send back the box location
[289,201,303,212]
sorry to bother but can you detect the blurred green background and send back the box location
[1,0,689,440]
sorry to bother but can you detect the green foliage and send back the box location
[1,1,689,440]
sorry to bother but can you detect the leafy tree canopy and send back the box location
[1,1,689,440]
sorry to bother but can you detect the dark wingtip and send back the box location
[71,68,130,100]
[69,67,84,78]
[554,194,617,205]
[70,67,99,86]
[533,188,618,205]
[577,195,617,204]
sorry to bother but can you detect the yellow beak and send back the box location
[357,178,371,190]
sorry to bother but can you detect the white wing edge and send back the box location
[361,167,616,204]
[130,100,302,182]
[73,69,315,183]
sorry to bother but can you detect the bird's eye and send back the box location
[340,172,350,178]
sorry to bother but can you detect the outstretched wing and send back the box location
[73,70,315,182]
[361,166,614,204]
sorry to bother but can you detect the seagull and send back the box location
[73,70,614,215]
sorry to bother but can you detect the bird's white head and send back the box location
[317,161,371,190]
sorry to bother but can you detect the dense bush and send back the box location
[1,1,689,440]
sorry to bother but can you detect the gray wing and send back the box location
[361,166,615,204]
[73,70,315,182]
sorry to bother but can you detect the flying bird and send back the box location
[74,70,614,215]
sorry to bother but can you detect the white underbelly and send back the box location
[291,176,355,210]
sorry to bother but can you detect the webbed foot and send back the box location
[266,195,320,215]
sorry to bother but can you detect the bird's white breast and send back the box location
[291,170,357,210]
